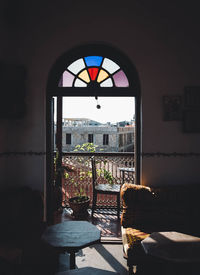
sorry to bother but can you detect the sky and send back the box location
[54,97,135,124]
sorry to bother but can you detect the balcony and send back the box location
[52,152,135,240]
[61,152,135,209]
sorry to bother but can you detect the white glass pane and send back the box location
[67,58,85,75]
[100,77,113,87]
[102,58,120,74]
[74,78,87,87]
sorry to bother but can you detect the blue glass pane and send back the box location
[84,56,103,67]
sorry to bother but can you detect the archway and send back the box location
[46,43,141,222]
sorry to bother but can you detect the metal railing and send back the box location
[61,152,134,208]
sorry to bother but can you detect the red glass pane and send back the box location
[88,68,99,81]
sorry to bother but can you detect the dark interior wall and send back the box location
[0,0,200,191]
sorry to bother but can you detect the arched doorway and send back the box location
[46,44,141,223]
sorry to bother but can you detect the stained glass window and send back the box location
[58,56,129,88]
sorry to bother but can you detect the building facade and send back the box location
[55,118,134,152]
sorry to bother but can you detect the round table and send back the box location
[42,221,101,269]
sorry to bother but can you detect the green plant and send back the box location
[102,169,114,185]
[74,142,99,153]
[54,148,75,186]
[71,143,97,200]
[60,143,115,203]
[74,142,114,186]
[73,183,88,202]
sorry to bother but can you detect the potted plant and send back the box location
[66,143,96,218]
[63,143,115,218]
[68,185,90,218]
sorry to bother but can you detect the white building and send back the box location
[55,118,134,152]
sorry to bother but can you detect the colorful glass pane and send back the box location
[78,70,90,83]
[58,55,130,88]
[102,58,120,74]
[100,78,113,87]
[113,70,129,87]
[60,71,75,87]
[88,68,99,81]
[67,58,85,74]
[74,78,87,87]
[97,69,109,83]
[84,56,103,67]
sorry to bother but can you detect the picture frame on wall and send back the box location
[184,86,200,108]
[163,95,182,121]
[183,110,200,133]
[183,86,200,133]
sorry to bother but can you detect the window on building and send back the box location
[88,134,93,143]
[66,134,71,144]
[103,134,109,145]
[119,134,123,147]
[124,134,127,145]
[127,133,133,144]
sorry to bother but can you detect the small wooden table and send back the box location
[119,167,135,185]
[141,231,200,263]
[42,221,101,269]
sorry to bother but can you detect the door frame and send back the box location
[46,43,141,223]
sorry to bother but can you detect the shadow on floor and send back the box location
[56,243,128,274]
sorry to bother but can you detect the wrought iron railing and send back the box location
[61,152,134,208]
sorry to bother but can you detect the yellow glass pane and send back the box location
[97,69,109,83]
[78,70,90,83]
